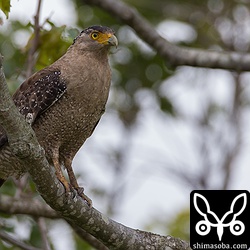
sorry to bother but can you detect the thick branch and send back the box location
[68,221,109,250]
[0,57,34,150]
[0,56,189,250]
[82,0,250,71]
[0,56,64,192]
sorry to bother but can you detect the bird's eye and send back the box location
[91,32,99,40]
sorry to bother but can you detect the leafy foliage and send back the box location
[30,25,72,71]
[0,0,11,18]
[168,209,190,241]
[75,234,93,250]
[145,209,190,241]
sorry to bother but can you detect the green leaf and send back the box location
[159,96,175,116]
[168,209,190,241]
[75,234,93,250]
[0,0,11,18]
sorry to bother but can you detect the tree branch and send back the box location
[1,195,186,250]
[26,0,43,77]
[0,56,189,249]
[68,221,109,250]
[36,217,52,250]
[0,195,58,218]
[0,196,111,250]
[0,230,42,250]
[82,0,250,71]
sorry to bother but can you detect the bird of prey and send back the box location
[0,25,118,206]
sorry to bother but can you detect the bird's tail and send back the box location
[0,178,5,187]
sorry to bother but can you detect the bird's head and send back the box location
[72,25,118,51]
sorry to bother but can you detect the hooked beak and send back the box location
[108,34,118,48]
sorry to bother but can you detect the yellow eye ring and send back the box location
[91,32,99,40]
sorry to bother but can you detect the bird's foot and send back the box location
[57,171,92,207]
[61,182,92,207]
[75,187,92,208]
[59,178,71,193]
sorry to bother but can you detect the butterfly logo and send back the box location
[193,193,247,241]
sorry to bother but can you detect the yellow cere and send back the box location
[91,31,113,45]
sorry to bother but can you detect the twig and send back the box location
[82,0,250,71]
[221,73,242,190]
[37,218,52,250]
[26,0,43,77]
[0,230,42,250]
